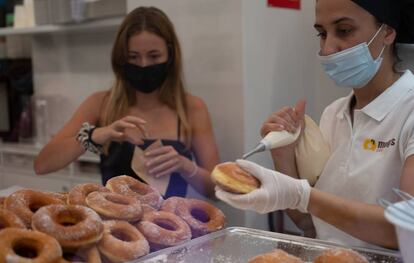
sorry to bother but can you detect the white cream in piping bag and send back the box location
[243,127,301,159]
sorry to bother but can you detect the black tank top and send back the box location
[99,119,193,198]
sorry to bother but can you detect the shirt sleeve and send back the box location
[400,114,414,161]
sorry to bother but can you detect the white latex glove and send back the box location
[215,159,311,214]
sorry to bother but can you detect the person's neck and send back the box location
[135,91,163,111]
[352,64,400,110]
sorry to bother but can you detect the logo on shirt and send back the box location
[363,138,396,152]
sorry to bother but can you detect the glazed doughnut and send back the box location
[68,183,110,206]
[98,220,150,262]
[0,228,62,263]
[86,191,143,222]
[0,208,26,229]
[136,211,191,251]
[4,189,65,228]
[106,175,163,209]
[314,248,368,263]
[31,204,104,249]
[248,249,304,263]
[174,198,226,238]
[211,162,260,194]
[60,246,101,263]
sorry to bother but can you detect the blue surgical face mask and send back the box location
[318,25,386,88]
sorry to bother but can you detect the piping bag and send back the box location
[242,127,301,159]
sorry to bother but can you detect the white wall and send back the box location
[241,0,319,231]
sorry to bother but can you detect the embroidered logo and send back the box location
[363,138,396,152]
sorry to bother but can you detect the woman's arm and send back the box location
[184,95,220,198]
[265,101,315,234]
[308,155,414,249]
[308,189,397,249]
[33,92,107,174]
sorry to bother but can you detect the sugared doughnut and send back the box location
[313,248,368,263]
[86,192,143,222]
[160,196,186,215]
[248,249,304,263]
[4,189,65,228]
[31,204,104,249]
[163,197,225,238]
[136,211,191,251]
[211,162,260,194]
[68,183,110,206]
[106,175,163,210]
[60,246,101,263]
[0,196,6,209]
[98,220,149,262]
[47,192,69,204]
[0,228,62,263]
[0,208,26,230]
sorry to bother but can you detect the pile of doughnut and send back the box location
[0,175,226,263]
[248,248,369,263]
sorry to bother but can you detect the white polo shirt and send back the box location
[312,70,414,249]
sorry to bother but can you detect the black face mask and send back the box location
[123,62,169,93]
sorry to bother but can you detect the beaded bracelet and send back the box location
[76,122,103,155]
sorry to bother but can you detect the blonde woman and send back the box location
[34,7,219,198]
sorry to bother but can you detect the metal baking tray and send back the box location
[133,227,402,263]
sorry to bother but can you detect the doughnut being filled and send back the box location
[313,248,369,263]
[4,189,65,228]
[98,220,149,262]
[211,162,260,194]
[0,208,26,230]
[86,191,143,222]
[68,183,110,206]
[248,249,304,263]
[0,228,62,263]
[136,211,191,251]
[106,175,163,209]
[31,204,104,249]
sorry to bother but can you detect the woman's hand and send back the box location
[144,145,192,178]
[91,116,148,145]
[260,100,306,157]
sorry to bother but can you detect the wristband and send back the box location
[76,122,103,155]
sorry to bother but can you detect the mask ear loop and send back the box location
[368,24,386,60]
[368,24,384,46]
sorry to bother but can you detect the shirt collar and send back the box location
[336,70,414,121]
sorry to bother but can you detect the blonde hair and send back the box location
[102,7,191,146]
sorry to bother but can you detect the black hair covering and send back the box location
[352,0,414,43]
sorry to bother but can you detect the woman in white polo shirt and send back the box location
[216,0,414,249]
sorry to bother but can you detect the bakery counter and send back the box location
[136,227,402,263]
